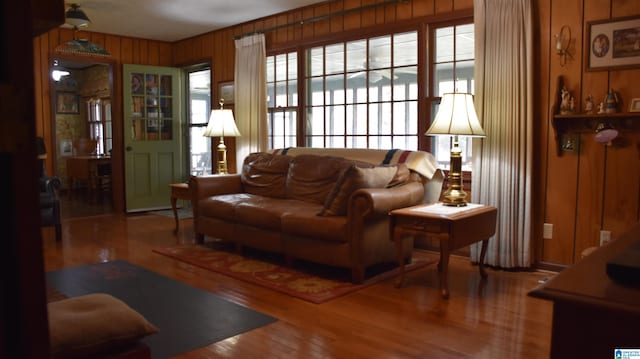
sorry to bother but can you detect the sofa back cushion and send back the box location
[286,154,353,204]
[241,152,292,198]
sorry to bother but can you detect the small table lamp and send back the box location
[203,100,241,174]
[426,93,485,207]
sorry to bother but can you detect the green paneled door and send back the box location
[123,64,183,212]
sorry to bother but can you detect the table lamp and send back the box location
[203,100,241,174]
[426,93,485,206]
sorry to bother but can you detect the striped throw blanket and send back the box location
[270,147,439,180]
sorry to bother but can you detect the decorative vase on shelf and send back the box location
[604,90,619,114]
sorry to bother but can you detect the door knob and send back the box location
[126,146,133,151]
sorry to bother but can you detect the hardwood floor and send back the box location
[42,213,553,358]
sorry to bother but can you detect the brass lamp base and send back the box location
[217,137,228,174]
[441,188,468,207]
[442,136,467,207]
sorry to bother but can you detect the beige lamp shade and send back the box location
[203,109,241,138]
[426,93,485,137]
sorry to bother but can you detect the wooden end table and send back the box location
[169,183,191,234]
[390,203,497,299]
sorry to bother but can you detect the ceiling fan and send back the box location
[61,3,91,29]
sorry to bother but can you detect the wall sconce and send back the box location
[554,25,573,67]
[594,122,618,145]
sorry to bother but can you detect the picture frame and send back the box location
[630,98,640,112]
[218,81,235,104]
[587,15,640,71]
[56,92,80,114]
[59,139,73,157]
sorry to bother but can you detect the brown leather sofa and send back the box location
[190,148,443,283]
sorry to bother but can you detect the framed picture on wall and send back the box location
[587,15,640,71]
[59,139,73,157]
[218,81,234,105]
[56,92,79,114]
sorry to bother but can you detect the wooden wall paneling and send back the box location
[534,0,552,264]
[313,4,332,37]
[454,0,473,11]
[603,134,640,238]
[343,0,360,32]
[413,0,435,18]
[120,37,133,64]
[105,35,121,60]
[385,1,398,23]
[132,39,141,64]
[148,41,160,66]
[275,14,289,44]
[138,39,150,65]
[611,0,640,17]
[301,8,315,40]
[397,0,413,20]
[435,0,454,14]
[542,0,584,265]
[91,32,106,49]
[329,0,348,34]
[573,136,606,259]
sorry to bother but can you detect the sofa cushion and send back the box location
[48,293,158,359]
[236,197,320,231]
[198,193,255,221]
[281,206,349,242]
[286,154,353,205]
[241,152,292,198]
[320,165,398,216]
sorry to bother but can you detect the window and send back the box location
[185,66,212,176]
[305,32,418,149]
[266,53,298,149]
[430,22,475,170]
[265,22,475,161]
[87,97,112,156]
[267,31,419,150]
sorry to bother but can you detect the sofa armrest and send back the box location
[348,181,425,218]
[189,174,243,201]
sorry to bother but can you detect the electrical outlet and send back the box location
[600,230,611,246]
[543,223,553,239]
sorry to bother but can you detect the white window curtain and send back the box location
[471,0,534,267]
[234,34,267,171]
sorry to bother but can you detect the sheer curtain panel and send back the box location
[234,34,267,172]
[471,0,534,268]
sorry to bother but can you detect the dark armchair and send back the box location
[37,137,62,241]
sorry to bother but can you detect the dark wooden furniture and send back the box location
[390,203,498,298]
[66,155,112,201]
[529,223,640,358]
[169,183,191,233]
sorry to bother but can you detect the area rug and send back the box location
[150,207,193,219]
[46,260,276,359]
[153,243,437,304]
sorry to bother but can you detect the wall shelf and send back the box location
[552,112,640,155]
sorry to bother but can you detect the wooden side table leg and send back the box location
[171,195,179,234]
[439,242,450,299]
[393,228,406,288]
[479,238,489,279]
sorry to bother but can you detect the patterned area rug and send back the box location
[154,242,437,303]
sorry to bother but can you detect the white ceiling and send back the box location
[67,0,328,42]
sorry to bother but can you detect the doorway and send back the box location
[49,56,117,218]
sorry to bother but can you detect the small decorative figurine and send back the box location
[597,102,605,114]
[604,90,619,114]
[584,94,593,114]
[559,86,575,114]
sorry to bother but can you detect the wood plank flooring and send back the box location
[42,213,553,358]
